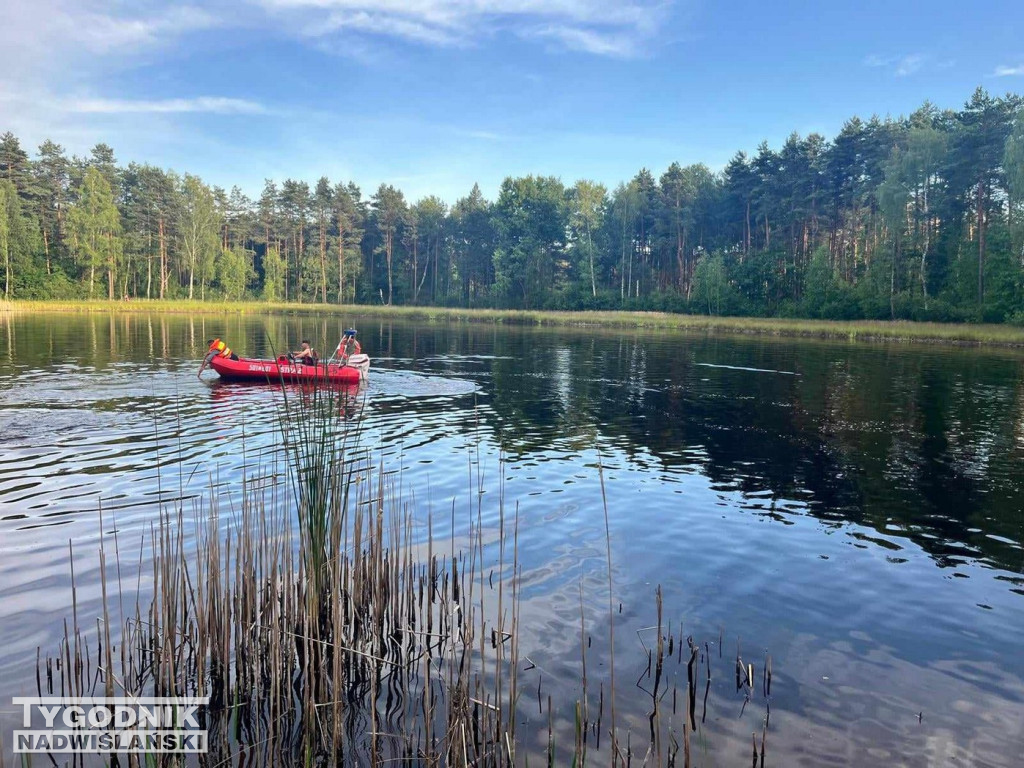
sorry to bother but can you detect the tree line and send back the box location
[3,87,1024,322]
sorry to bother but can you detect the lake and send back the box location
[1,311,1023,766]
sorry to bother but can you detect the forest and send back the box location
[3,87,1024,322]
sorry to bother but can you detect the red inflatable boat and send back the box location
[208,354,370,384]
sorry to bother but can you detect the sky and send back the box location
[2,0,1024,203]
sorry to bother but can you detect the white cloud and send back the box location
[895,54,924,77]
[316,10,464,46]
[56,5,220,54]
[0,0,667,177]
[66,97,268,115]
[259,0,666,57]
[0,1,250,153]
[529,25,639,57]
[0,1,220,77]
[0,1,228,118]
[863,52,948,78]
[993,64,1024,77]
[863,54,894,68]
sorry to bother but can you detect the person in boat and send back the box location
[198,338,239,377]
[337,329,361,362]
[291,340,318,366]
[205,338,238,362]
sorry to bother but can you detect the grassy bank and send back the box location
[8,298,1024,347]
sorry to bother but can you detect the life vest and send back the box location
[208,338,233,358]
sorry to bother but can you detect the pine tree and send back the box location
[332,182,364,304]
[372,184,407,305]
[35,140,70,274]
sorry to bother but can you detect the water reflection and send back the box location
[2,311,1022,571]
[1,311,1023,765]
[474,333,1024,575]
[2,312,1022,566]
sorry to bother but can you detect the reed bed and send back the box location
[33,382,774,766]
[36,380,523,767]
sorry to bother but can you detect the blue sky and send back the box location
[2,0,1023,203]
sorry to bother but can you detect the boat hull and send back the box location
[209,355,368,384]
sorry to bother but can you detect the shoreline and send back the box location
[6,299,1024,347]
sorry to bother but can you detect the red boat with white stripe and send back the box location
[209,353,370,384]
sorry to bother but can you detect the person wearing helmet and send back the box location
[198,337,239,377]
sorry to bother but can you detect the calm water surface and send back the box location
[1,311,1023,765]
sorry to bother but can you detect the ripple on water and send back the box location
[3,319,1024,766]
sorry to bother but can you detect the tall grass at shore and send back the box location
[34,384,773,766]
[276,378,362,584]
[9,297,1024,346]
[42,393,523,765]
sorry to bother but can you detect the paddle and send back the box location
[197,353,210,378]
[326,341,339,366]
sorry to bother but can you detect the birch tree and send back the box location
[179,174,219,300]
[67,167,121,298]
[569,180,606,297]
